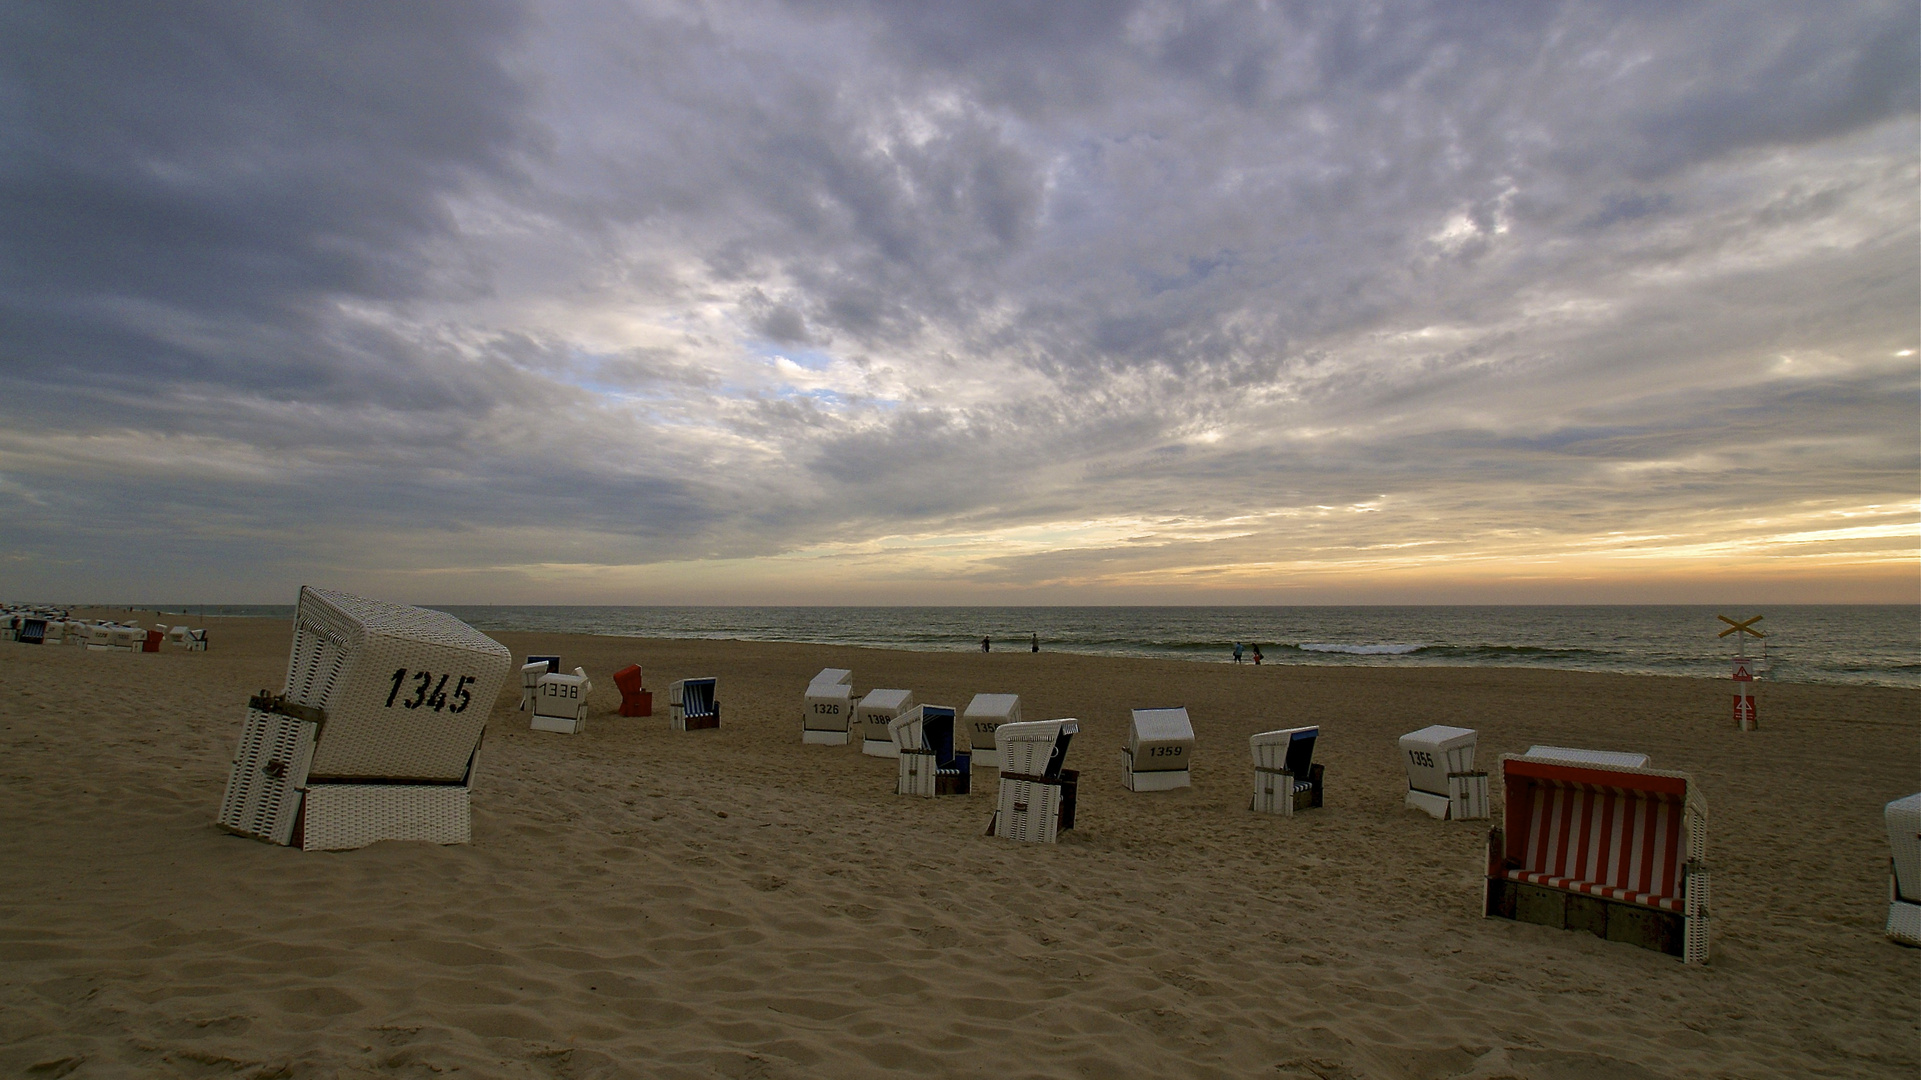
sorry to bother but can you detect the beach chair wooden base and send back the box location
[899,751,936,797]
[618,691,653,717]
[296,784,471,851]
[1888,895,1921,947]
[1405,772,1489,820]
[990,770,1079,842]
[1252,764,1324,816]
[1121,750,1191,792]
[1406,788,1452,819]
[671,708,720,731]
[1485,826,1710,964]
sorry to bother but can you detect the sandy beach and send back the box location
[2,611,1916,1079]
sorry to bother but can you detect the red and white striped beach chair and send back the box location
[1485,750,1709,963]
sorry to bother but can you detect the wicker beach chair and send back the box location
[530,667,593,735]
[1886,793,1921,946]
[1399,725,1487,820]
[890,705,970,797]
[669,677,720,731]
[988,719,1080,843]
[961,693,1021,770]
[1122,707,1194,791]
[1250,726,1324,815]
[216,586,512,851]
[518,656,560,711]
[803,669,856,745]
[1485,749,1709,963]
[857,688,915,757]
[613,664,652,717]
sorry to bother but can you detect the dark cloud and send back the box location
[0,0,1913,602]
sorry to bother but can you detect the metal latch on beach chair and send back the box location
[248,691,327,728]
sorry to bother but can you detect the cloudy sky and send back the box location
[1,1,1914,605]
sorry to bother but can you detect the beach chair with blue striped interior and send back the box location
[1122,707,1194,791]
[216,586,512,851]
[530,667,593,735]
[1250,726,1324,816]
[803,668,856,745]
[1886,793,1921,946]
[1485,748,1709,963]
[989,719,1080,843]
[669,677,720,731]
[890,704,970,796]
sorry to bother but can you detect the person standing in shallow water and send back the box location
[1233,642,1244,664]
[981,636,991,653]
[1252,644,1263,665]
[1030,632,1039,653]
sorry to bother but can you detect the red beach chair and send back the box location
[613,664,652,717]
[1485,750,1709,963]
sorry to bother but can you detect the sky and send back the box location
[0,1,1915,606]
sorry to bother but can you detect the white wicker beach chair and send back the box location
[990,719,1080,843]
[1122,707,1194,791]
[803,669,857,745]
[890,705,970,797]
[1486,751,1709,963]
[669,677,720,731]
[1887,793,1921,946]
[518,656,560,711]
[962,693,1021,770]
[187,628,208,652]
[216,586,512,851]
[1250,726,1324,816]
[167,625,190,647]
[1399,725,1487,820]
[857,688,915,757]
[530,667,593,735]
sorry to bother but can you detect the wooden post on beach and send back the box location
[1717,615,1766,732]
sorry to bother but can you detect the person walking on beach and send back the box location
[981,635,991,653]
[1252,644,1263,665]
[1233,642,1244,664]
[1030,632,1039,653]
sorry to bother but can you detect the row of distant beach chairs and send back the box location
[204,588,1920,970]
[3,613,207,651]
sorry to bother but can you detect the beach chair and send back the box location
[669,677,720,731]
[216,586,511,851]
[989,719,1080,843]
[1399,725,1487,820]
[613,664,652,717]
[518,656,560,710]
[1250,727,1324,816]
[857,688,915,757]
[167,625,190,647]
[962,693,1021,770]
[1485,749,1709,963]
[530,667,593,735]
[1122,707,1194,791]
[1887,794,1921,946]
[16,618,46,645]
[890,705,971,796]
[187,628,208,651]
[802,675,856,745]
[142,628,164,652]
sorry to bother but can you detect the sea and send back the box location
[142,604,1918,690]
